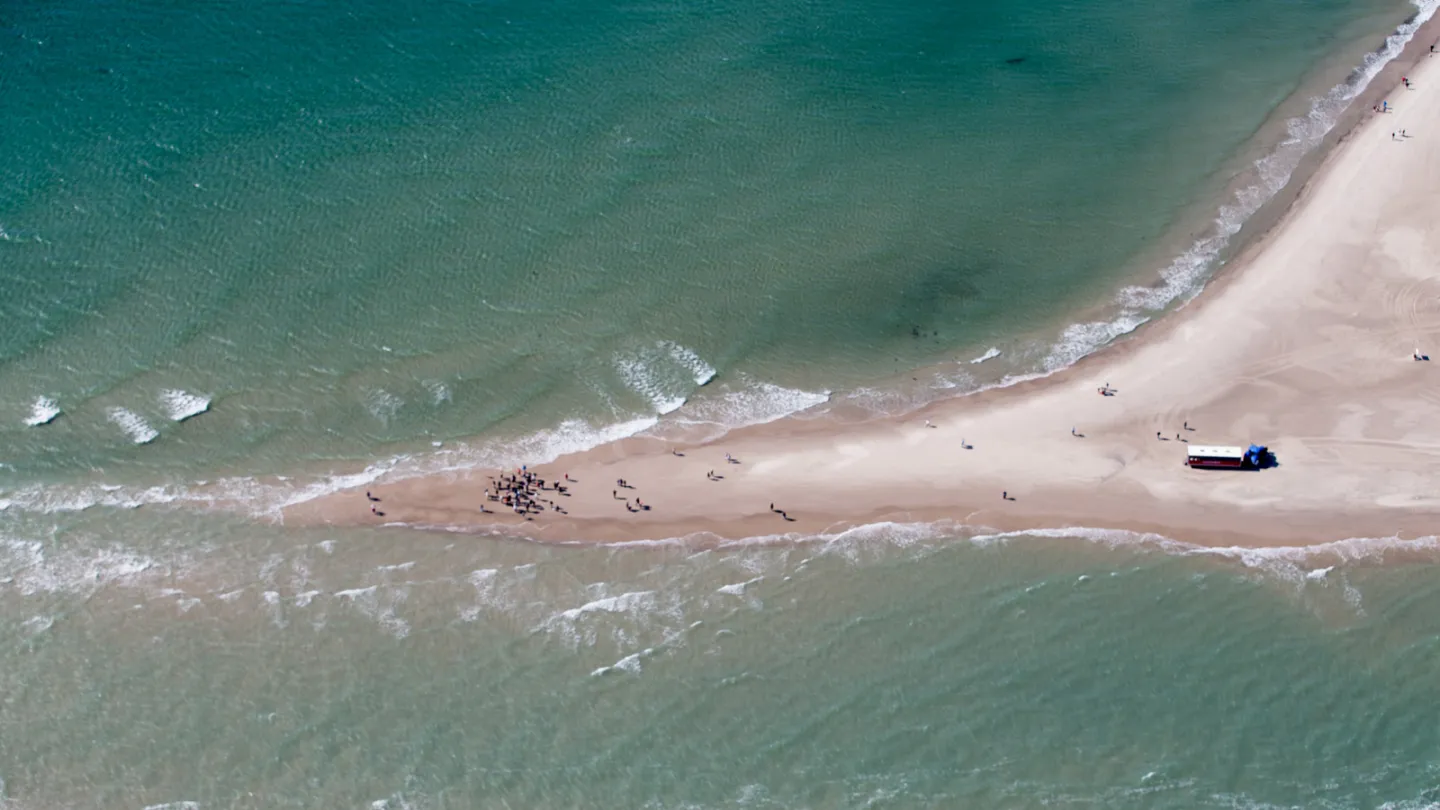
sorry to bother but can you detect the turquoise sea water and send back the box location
[4,0,1440,806]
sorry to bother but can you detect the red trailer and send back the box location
[1186,445,1245,469]
[1187,445,1268,469]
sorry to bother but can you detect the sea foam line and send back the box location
[594,518,1440,577]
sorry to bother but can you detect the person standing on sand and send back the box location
[1002,491,1007,500]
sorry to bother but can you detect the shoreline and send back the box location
[287,23,1440,550]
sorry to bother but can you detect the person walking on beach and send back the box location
[1002,490,1007,500]
[1156,431,1162,440]
[1071,426,1077,436]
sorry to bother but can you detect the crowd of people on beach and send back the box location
[485,468,570,517]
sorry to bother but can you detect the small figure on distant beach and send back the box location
[1156,431,1162,440]
[1071,426,1077,436]
[1183,420,1189,430]
[1002,490,1007,500]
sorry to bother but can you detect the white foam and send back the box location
[0,537,165,596]
[540,589,670,647]
[661,341,717,386]
[334,586,378,599]
[590,651,644,677]
[717,576,763,596]
[334,585,410,639]
[1042,314,1150,372]
[615,341,717,415]
[364,389,404,426]
[615,355,687,415]
[143,803,200,810]
[23,396,60,426]
[107,407,158,444]
[970,347,1001,364]
[21,614,53,635]
[423,379,452,406]
[650,376,830,442]
[557,590,656,621]
[160,389,211,422]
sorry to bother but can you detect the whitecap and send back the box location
[717,576,763,596]
[333,585,410,639]
[969,347,1001,364]
[660,340,717,386]
[106,407,159,444]
[23,396,61,426]
[590,651,644,677]
[160,389,211,422]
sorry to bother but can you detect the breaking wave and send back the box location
[107,407,159,445]
[160,389,211,422]
[23,396,61,427]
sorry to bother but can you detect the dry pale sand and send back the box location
[289,47,1440,548]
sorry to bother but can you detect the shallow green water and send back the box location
[5,517,1440,808]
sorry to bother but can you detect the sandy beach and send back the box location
[289,43,1440,548]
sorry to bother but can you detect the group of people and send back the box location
[486,468,569,517]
